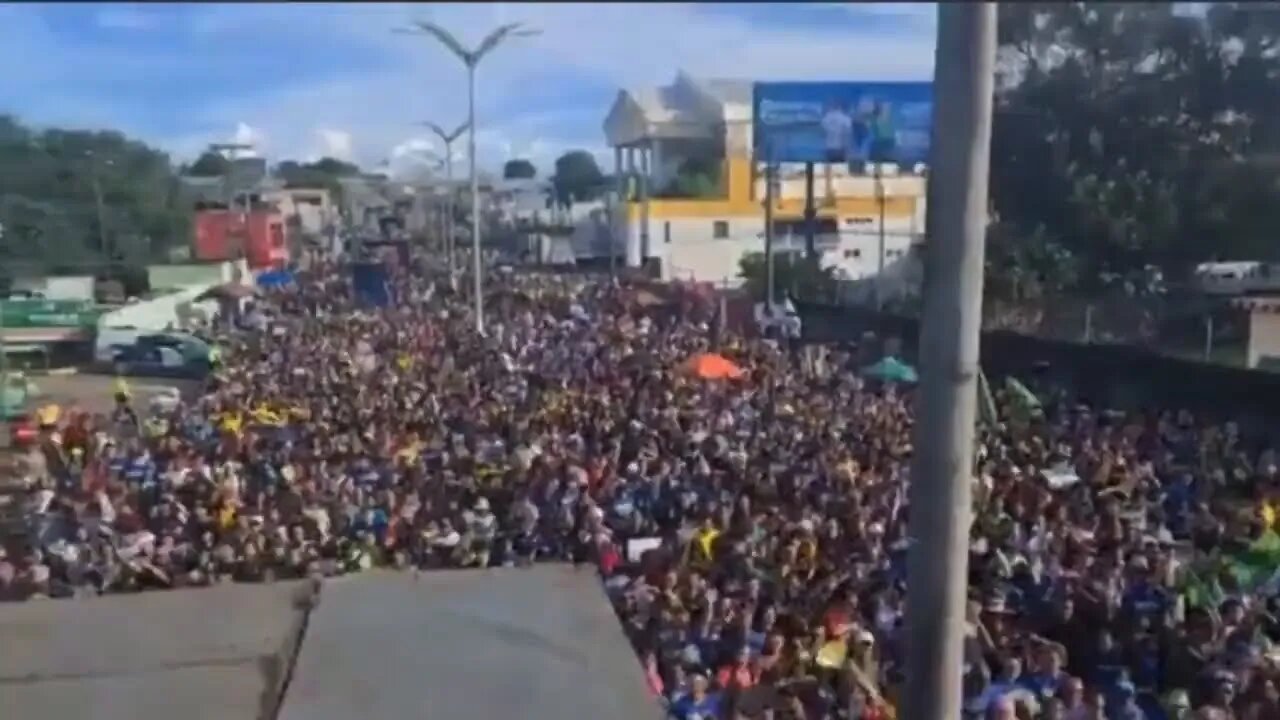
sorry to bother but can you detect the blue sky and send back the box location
[0,3,937,177]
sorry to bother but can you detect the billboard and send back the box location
[752,82,933,168]
[0,299,100,328]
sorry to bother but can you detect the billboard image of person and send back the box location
[753,81,932,170]
[821,99,853,165]
[863,100,899,164]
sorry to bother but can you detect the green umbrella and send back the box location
[862,356,919,384]
[1004,377,1043,421]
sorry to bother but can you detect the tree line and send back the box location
[742,3,1280,306]
[502,151,609,209]
[0,115,375,283]
[986,2,1280,302]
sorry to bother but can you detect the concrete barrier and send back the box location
[0,580,313,720]
[0,566,659,720]
[279,566,662,720]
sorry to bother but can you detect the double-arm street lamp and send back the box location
[418,120,469,290]
[395,20,539,335]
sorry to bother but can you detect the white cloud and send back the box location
[230,122,265,156]
[314,128,355,162]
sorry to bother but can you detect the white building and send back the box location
[262,187,338,237]
[600,71,928,296]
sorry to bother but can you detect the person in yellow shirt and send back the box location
[249,404,286,427]
[218,411,244,437]
[687,518,721,569]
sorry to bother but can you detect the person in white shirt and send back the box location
[821,100,853,164]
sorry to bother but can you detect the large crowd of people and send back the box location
[2,255,1279,720]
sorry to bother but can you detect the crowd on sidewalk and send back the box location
[1,256,1278,720]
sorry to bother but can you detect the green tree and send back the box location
[502,158,536,180]
[738,252,838,304]
[659,157,723,199]
[184,151,230,177]
[273,157,362,203]
[0,116,189,274]
[990,2,1280,288]
[551,150,605,207]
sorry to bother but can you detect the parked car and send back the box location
[2,374,33,421]
[2,375,38,447]
[110,335,212,379]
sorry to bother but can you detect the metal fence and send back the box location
[872,292,1247,366]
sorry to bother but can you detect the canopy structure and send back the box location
[683,352,745,380]
[862,356,918,384]
[256,269,295,289]
[195,282,257,303]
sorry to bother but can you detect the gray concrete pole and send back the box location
[803,162,817,260]
[467,63,483,335]
[639,145,651,271]
[902,5,997,720]
[612,146,623,276]
[873,165,886,311]
[763,162,776,309]
[445,143,456,290]
[625,148,641,268]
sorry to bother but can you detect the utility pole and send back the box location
[803,162,817,260]
[763,161,777,310]
[902,6,997,720]
[873,163,886,310]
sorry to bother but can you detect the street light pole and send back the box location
[419,121,469,291]
[873,164,885,311]
[396,20,540,336]
[902,5,997,720]
[467,62,483,335]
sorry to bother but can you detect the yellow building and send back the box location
[602,71,927,293]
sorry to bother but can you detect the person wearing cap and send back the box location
[1161,689,1192,720]
[669,672,722,720]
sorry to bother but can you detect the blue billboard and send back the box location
[752,82,933,168]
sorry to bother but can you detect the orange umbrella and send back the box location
[683,352,745,380]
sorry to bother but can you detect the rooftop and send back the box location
[604,70,752,147]
[279,565,662,720]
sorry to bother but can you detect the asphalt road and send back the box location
[1,372,200,450]
[25,374,199,416]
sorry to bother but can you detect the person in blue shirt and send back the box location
[1122,557,1169,622]
[1161,473,1195,538]
[1018,642,1068,702]
[1107,680,1149,720]
[668,673,722,720]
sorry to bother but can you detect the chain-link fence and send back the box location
[979,294,1246,365]
[872,289,1248,366]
